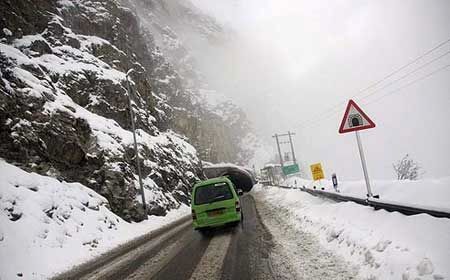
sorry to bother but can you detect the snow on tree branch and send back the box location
[393,154,423,180]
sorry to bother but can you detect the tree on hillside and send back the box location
[393,154,422,180]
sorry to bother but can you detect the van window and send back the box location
[194,182,233,205]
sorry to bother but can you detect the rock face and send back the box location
[127,0,257,165]
[0,0,258,221]
[0,0,209,221]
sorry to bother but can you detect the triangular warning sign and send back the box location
[339,99,375,133]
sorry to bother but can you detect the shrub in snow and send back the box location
[416,258,434,276]
[393,154,422,180]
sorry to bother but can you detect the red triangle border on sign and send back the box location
[338,99,376,134]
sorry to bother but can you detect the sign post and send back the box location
[331,173,339,192]
[355,131,373,197]
[339,99,376,198]
[273,133,284,167]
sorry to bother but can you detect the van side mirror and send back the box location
[237,189,243,196]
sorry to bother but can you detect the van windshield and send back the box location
[194,182,233,205]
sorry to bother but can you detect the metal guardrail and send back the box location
[276,185,450,219]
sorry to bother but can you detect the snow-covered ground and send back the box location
[253,183,450,280]
[0,160,189,280]
[285,176,450,211]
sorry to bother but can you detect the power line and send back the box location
[293,36,450,129]
[358,49,450,101]
[363,63,450,106]
[299,63,450,129]
[357,37,450,94]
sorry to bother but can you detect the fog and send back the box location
[190,0,450,180]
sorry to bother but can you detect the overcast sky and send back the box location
[190,0,450,180]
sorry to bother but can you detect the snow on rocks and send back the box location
[0,7,202,221]
[0,159,189,280]
[2,28,13,37]
[253,184,450,280]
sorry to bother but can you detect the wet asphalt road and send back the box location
[56,193,357,280]
[142,194,276,280]
[56,194,278,280]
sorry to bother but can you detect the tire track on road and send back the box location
[56,194,283,280]
[221,195,276,280]
[189,233,233,280]
[151,195,276,280]
[126,227,199,280]
[53,216,192,280]
[149,230,211,280]
[80,220,193,280]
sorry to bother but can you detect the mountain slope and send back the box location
[0,0,261,222]
[127,0,259,165]
[0,0,204,221]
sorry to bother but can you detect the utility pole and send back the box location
[126,69,147,218]
[273,131,297,166]
[272,133,284,167]
[287,131,297,164]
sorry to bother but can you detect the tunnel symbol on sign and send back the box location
[339,100,375,133]
[348,114,363,127]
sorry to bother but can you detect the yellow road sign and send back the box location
[310,163,325,181]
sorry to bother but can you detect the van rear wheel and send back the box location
[198,228,211,236]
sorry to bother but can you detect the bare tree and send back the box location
[393,154,422,180]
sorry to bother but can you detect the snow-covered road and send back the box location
[53,193,364,280]
[253,184,450,280]
[253,191,358,279]
[54,194,277,280]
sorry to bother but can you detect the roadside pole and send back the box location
[338,99,376,198]
[126,70,147,217]
[355,131,373,197]
[288,131,297,164]
[273,131,300,177]
[273,133,284,167]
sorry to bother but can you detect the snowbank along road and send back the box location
[55,194,357,280]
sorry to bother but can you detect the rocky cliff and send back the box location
[128,0,256,165]
[0,0,256,221]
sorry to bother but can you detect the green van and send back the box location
[191,177,242,231]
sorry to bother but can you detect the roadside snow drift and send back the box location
[285,176,450,211]
[0,160,189,280]
[253,184,450,280]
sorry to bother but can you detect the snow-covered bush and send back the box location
[393,154,422,180]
